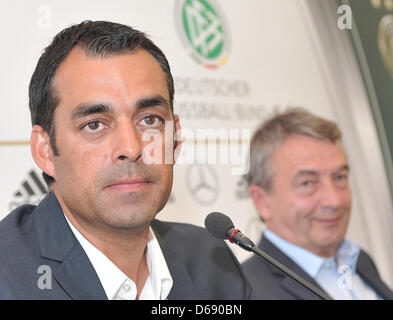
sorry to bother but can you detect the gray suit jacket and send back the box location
[0,192,250,300]
[242,235,393,300]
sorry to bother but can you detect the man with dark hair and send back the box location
[0,20,250,300]
[242,107,393,300]
[28,20,175,187]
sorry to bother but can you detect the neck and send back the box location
[266,227,340,258]
[58,199,150,291]
[309,245,340,259]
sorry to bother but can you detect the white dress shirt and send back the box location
[264,229,381,300]
[64,214,173,300]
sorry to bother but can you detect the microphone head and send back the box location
[204,212,234,240]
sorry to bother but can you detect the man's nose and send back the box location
[112,121,142,163]
[320,179,343,209]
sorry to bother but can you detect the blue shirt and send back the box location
[264,229,381,300]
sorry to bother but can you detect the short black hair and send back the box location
[29,20,174,186]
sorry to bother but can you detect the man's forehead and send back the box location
[55,46,162,78]
[277,135,345,154]
[52,46,169,111]
[272,134,348,171]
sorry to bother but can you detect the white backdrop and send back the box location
[0,0,392,287]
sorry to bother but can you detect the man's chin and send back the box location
[93,198,156,228]
[98,211,156,231]
[316,237,345,255]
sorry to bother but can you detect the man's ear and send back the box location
[173,114,182,164]
[248,185,272,222]
[30,125,55,179]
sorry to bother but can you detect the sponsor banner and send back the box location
[174,0,231,69]
[346,0,393,196]
[0,0,392,270]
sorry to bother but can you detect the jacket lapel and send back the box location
[356,251,393,300]
[34,192,107,300]
[165,262,200,300]
[53,243,107,299]
[151,220,200,300]
[260,236,327,300]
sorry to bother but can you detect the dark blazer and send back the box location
[242,235,393,300]
[0,192,250,300]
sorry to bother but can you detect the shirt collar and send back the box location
[263,229,360,278]
[63,213,173,300]
[334,237,360,273]
[143,228,173,299]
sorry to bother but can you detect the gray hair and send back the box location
[245,107,342,192]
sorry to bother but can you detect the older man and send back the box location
[242,108,393,300]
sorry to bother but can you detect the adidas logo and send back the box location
[9,169,48,211]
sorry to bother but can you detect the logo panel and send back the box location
[175,0,230,69]
[378,14,393,79]
[9,169,48,211]
[186,165,219,205]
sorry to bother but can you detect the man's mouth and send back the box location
[105,178,152,192]
[314,216,341,226]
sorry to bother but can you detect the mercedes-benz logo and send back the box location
[186,165,219,205]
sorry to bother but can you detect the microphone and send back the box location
[204,211,256,251]
[204,212,332,300]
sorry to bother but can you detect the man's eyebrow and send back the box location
[135,95,171,110]
[71,103,114,120]
[293,170,319,179]
[293,164,350,180]
[335,164,350,173]
[70,96,171,121]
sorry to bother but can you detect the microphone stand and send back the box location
[251,246,332,300]
[229,229,332,300]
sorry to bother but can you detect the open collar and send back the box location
[33,191,107,299]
